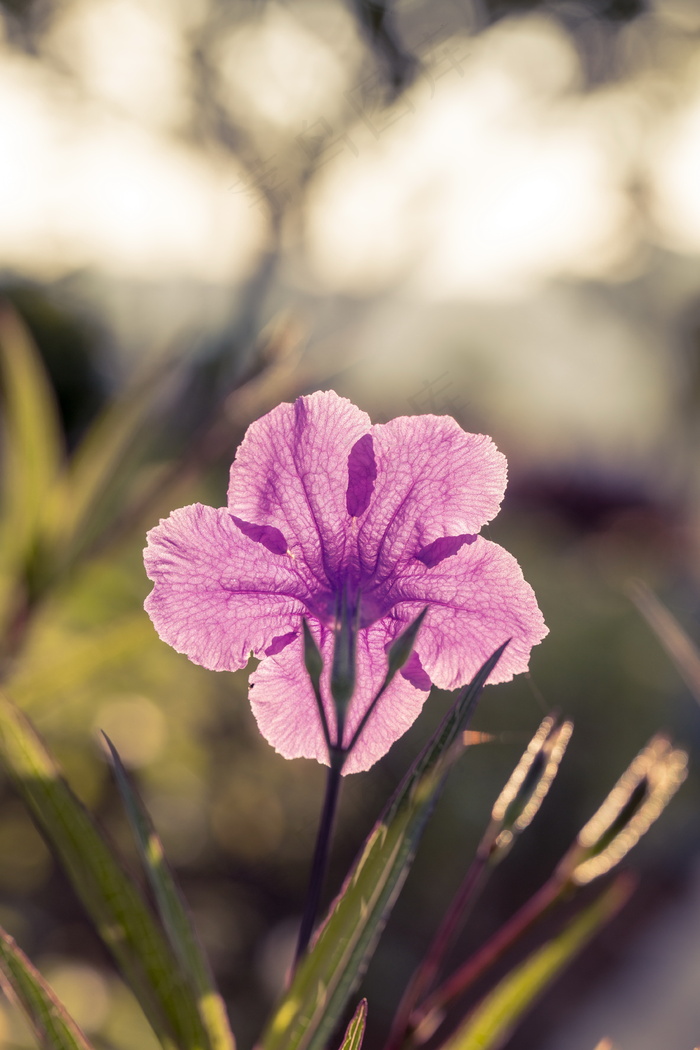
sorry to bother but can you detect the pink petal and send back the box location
[144,503,308,671]
[391,536,548,689]
[227,391,371,585]
[249,629,333,768]
[357,415,507,580]
[249,619,431,774]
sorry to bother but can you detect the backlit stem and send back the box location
[293,749,344,968]
[386,846,491,1050]
[407,872,569,1045]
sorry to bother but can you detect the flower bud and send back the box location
[565,734,687,885]
[302,619,323,686]
[302,618,333,753]
[486,714,573,859]
[387,608,429,678]
[343,607,430,759]
[330,587,357,742]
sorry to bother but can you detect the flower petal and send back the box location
[390,537,548,689]
[249,618,431,774]
[249,629,333,768]
[144,504,308,671]
[358,415,507,580]
[227,391,371,588]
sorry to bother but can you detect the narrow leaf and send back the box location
[0,303,64,628]
[0,301,63,546]
[629,580,700,705]
[47,359,177,561]
[439,875,634,1050]
[103,734,235,1050]
[260,643,507,1050]
[338,1000,367,1050]
[0,690,214,1050]
[0,926,95,1050]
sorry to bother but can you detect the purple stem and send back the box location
[407,873,568,1045]
[293,749,344,968]
[386,847,491,1050]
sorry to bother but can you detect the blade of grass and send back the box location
[103,734,235,1050]
[0,690,215,1050]
[628,580,700,705]
[0,301,63,550]
[0,926,95,1050]
[388,714,573,1050]
[437,875,634,1050]
[412,870,568,1044]
[259,642,508,1050]
[46,358,180,564]
[338,1001,367,1050]
[0,302,64,644]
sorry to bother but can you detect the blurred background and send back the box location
[0,0,700,1047]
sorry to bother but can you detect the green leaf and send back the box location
[0,925,95,1050]
[103,734,235,1050]
[0,303,64,617]
[439,875,634,1050]
[0,690,216,1050]
[0,302,63,541]
[47,358,177,563]
[338,1000,367,1050]
[260,643,507,1050]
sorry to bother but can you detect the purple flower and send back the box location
[144,391,547,774]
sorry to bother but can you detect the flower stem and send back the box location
[293,750,344,968]
[386,847,491,1050]
[407,872,569,1045]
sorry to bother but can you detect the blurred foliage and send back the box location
[436,874,634,1050]
[0,281,695,1050]
[0,0,698,1047]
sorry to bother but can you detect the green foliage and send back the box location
[260,644,508,1050]
[0,303,64,541]
[104,734,235,1050]
[0,926,95,1050]
[0,299,684,1050]
[0,299,186,639]
[439,875,633,1050]
[0,303,64,626]
[0,690,221,1050]
[45,358,178,564]
[337,1000,367,1050]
